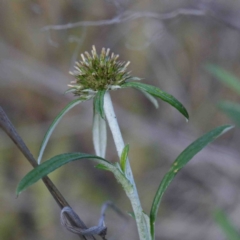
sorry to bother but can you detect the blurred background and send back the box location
[1,0,240,239]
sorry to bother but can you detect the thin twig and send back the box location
[61,201,128,239]
[42,5,240,33]
[0,106,95,240]
[42,8,206,31]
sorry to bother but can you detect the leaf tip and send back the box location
[16,188,22,197]
[95,163,110,171]
[37,157,41,165]
[180,109,189,122]
[222,125,234,133]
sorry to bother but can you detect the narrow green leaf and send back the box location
[17,152,112,195]
[219,101,240,126]
[94,90,106,119]
[120,144,129,173]
[214,209,240,240]
[114,162,123,173]
[37,98,84,164]
[149,125,234,239]
[95,163,112,171]
[206,64,240,96]
[128,212,135,219]
[122,82,189,120]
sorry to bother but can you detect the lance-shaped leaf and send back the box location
[206,64,240,96]
[120,144,130,173]
[219,101,240,126]
[122,82,189,120]
[93,90,106,119]
[92,110,107,158]
[92,90,107,158]
[37,98,85,164]
[17,152,112,195]
[149,125,234,239]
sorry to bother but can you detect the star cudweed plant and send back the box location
[16,46,233,240]
[68,46,136,95]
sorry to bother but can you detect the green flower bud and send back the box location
[68,46,136,97]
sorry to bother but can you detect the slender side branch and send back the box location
[42,5,240,33]
[0,107,94,240]
[42,9,206,31]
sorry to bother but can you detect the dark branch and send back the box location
[0,106,95,240]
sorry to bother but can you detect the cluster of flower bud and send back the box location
[68,46,133,97]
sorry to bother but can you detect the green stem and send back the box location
[103,92,150,240]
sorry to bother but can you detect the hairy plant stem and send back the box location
[103,92,150,240]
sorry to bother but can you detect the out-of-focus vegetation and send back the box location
[1,1,240,239]
[214,209,240,240]
[207,64,240,127]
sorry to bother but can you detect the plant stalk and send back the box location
[103,92,150,240]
